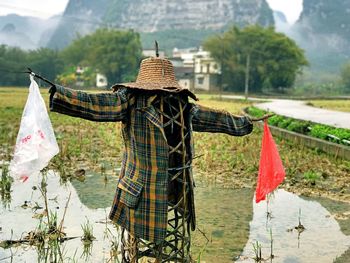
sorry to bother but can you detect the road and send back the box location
[222,95,350,129]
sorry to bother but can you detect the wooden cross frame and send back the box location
[121,94,194,263]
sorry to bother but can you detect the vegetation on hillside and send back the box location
[340,62,350,93]
[140,29,217,54]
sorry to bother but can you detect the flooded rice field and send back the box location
[1,167,350,262]
[236,190,350,262]
[0,170,120,262]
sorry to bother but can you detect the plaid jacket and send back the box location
[50,86,253,243]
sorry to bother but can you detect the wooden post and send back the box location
[155,41,159,57]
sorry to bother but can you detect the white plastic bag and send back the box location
[9,75,59,181]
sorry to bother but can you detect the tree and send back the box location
[0,45,64,86]
[204,25,308,93]
[340,62,350,93]
[61,28,143,85]
[0,45,28,86]
[27,48,64,83]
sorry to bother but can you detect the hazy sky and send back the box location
[0,0,69,19]
[267,0,303,24]
[0,0,303,24]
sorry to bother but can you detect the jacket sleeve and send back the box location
[49,85,131,122]
[190,104,253,136]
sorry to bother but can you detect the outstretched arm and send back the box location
[191,104,253,136]
[49,85,132,122]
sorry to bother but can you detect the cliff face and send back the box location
[47,0,110,49]
[299,0,350,35]
[64,0,109,17]
[291,0,350,72]
[298,0,350,49]
[47,0,273,49]
[104,0,273,32]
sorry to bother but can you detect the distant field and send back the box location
[308,100,350,112]
[196,93,253,112]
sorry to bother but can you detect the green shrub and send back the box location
[310,125,350,143]
[310,125,331,140]
[246,107,267,118]
[268,115,285,126]
[303,170,321,184]
[286,121,311,133]
[331,128,350,141]
[278,118,293,129]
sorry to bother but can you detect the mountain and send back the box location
[291,0,350,73]
[103,0,273,32]
[299,0,350,39]
[0,14,61,50]
[0,22,35,50]
[273,11,287,25]
[46,0,110,49]
[47,0,274,50]
[273,11,289,33]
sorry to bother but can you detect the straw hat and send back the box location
[112,57,198,101]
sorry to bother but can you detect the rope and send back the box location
[0,68,27,74]
[0,68,56,87]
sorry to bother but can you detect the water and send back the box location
[1,171,350,262]
[236,190,350,263]
[0,171,119,262]
[192,186,254,262]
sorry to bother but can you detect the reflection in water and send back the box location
[2,171,350,263]
[0,165,13,209]
[0,171,119,262]
[237,190,350,262]
[72,174,254,262]
[70,171,118,209]
[36,238,65,263]
[192,186,254,262]
[81,240,94,262]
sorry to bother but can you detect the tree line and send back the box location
[1,25,349,93]
[0,46,63,86]
[0,29,143,88]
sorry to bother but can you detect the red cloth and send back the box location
[255,122,286,203]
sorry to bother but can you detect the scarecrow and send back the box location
[48,48,270,262]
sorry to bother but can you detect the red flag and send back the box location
[255,121,285,203]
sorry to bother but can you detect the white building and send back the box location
[193,49,221,91]
[171,47,221,91]
[96,73,108,88]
